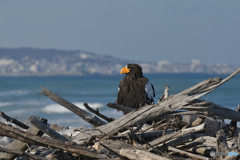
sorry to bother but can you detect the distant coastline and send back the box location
[0,47,239,76]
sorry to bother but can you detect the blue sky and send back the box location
[0,1,239,65]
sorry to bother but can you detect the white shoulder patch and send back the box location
[145,80,154,103]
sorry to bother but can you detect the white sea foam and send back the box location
[0,102,13,107]
[42,102,104,114]
[17,99,48,106]
[0,90,30,97]
[10,109,30,115]
[0,99,48,108]
[49,117,85,125]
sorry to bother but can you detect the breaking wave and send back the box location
[42,102,104,114]
[0,102,13,107]
[0,90,30,97]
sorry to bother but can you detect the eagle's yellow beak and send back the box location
[120,67,130,74]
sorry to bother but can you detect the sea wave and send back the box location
[42,102,104,114]
[0,99,49,108]
[10,109,30,115]
[0,90,30,97]
[0,102,13,107]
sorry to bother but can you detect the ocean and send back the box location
[0,73,240,129]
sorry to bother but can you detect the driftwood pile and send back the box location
[0,68,240,160]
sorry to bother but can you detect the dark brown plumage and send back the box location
[117,64,155,109]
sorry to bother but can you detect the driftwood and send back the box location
[156,134,201,151]
[228,103,240,137]
[0,117,46,160]
[0,68,240,159]
[40,86,106,127]
[84,102,115,122]
[183,114,229,136]
[0,111,29,129]
[141,123,206,150]
[178,138,205,150]
[119,148,172,160]
[28,116,69,142]
[187,145,215,157]
[216,129,232,153]
[107,103,134,115]
[168,146,209,160]
[0,147,49,160]
[0,127,41,159]
[0,122,107,159]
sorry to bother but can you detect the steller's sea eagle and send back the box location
[117,64,155,110]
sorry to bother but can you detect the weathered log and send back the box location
[168,146,209,160]
[113,124,152,137]
[222,132,240,160]
[163,115,186,130]
[100,140,139,153]
[107,103,133,115]
[119,148,172,160]
[186,135,235,157]
[98,140,140,159]
[141,122,206,150]
[93,144,119,159]
[99,140,169,159]
[187,145,216,157]
[125,132,141,147]
[0,111,29,129]
[0,128,41,145]
[0,147,49,160]
[114,130,175,141]
[0,122,107,159]
[239,132,240,150]
[177,138,205,150]
[72,68,240,145]
[182,115,206,129]
[0,128,41,160]
[84,102,115,122]
[183,114,237,136]
[28,116,69,142]
[181,100,240,122]
[191,115,206,127]
[40,86,106,127]
[228,103,240,137]
[0,118,46,160]
[155,134,200,151]
[216,129,231,153]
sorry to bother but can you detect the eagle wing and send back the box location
[145,80,155,104]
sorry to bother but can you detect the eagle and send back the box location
[117,64,155,110]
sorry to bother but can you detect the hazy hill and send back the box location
[0,47,239,76]
[0,47,131,76]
